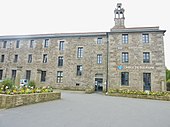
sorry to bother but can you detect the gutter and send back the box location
[106,32,109,94]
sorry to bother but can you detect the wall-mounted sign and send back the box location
[117,65,123,70]
[125,66,154,70]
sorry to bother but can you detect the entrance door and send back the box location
[143,73,151,91]
[95,78,103,92]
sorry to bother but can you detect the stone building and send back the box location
[0,3,166,92]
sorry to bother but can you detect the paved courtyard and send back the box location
[0,91,170,127]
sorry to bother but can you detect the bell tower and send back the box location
[111,3,125,30]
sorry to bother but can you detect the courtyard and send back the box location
[0,91,170,127]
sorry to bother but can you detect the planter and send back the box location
[0,92,61,109]
[108,93,170,101]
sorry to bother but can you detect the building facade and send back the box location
[0,3,166,91]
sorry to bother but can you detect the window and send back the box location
[121,72,129,86]
[16,40,20,48]
[30,40,34,48]
[77,47,83,58]
[143,73,151,91]
[77,65,82,76]
[58,56,63,67]
[28,54,32,63]
[97,54,102,64]
[14,55,18,63]
[143,52,150,63]
[41,71,46,82]
[97,38,102,44]
[122,34,128,44]
[0,70,3,80]
[44,39,49,48]
[142,34,149,43]
[3,41,7,48]
[59,41,64,50]
[122,52,128,63]
[12,70,17,81]
[43,54,48,63]
[76,83,80,86]
[1,55,5,62]
[57,71,63,83]
[26,70,31,81]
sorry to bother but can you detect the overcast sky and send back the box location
[0,0,169,68]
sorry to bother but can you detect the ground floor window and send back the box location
[26,70,31,81]
[121,72,129,86]
[57,71,63,83]
[0,70,3,80]
[41,71,46,82]
[11,70,17,81]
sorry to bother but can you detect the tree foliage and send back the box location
[166,69,170,81]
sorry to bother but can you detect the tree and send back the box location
[166,69,170,81]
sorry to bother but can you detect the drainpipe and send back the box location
[106,32,109,94]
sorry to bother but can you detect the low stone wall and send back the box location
[0,92,61,109]
[108,93,170,101]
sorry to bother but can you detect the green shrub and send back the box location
[1,79,14,91]
[28,80,36,88]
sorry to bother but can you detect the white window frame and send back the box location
[97,38,102,44]
[43,54,48,63]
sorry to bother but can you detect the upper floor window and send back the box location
[57,71,63,83]
[43,54,48,63]
[28,54,32,63]
[97,54,102,64]
[77,47,83,58]
[14,54,18,63]
[97,38,102,44]
[59,41,64,51]
[16,40,20,48]
[3,41,7,48]
[77,65,83,76]
[122,52,129,63]
[122,34,128,44]
[41,71,46,82]
[30,40,34,48]
[143,52,150,63]
[58,56,63,67]
[44,39,49,48]
[1,55,5,63]
[121,72,129,86]
[142,34,149,43]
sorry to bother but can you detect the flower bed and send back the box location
[0,79,61,109]
[0,79,53,95]
[108,89,170,101]
[0,86,53,95]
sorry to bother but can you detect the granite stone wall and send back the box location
[0,92,61,109]
[0,29,166,92]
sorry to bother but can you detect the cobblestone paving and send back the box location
[0,91,170,127]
